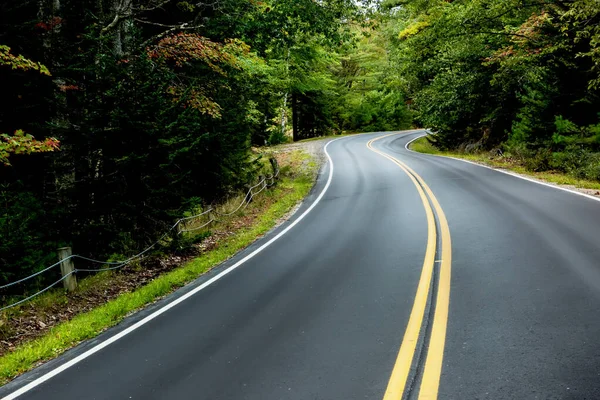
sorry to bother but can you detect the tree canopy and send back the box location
[5,0,600,293]
[384,0,600,160]
[0,0,411,290]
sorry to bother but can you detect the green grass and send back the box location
[409,136,600,191]
[408,136,441,155]
[0,151,317,385]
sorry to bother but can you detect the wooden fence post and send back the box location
[269,157,279,184]
[57,247,77,292]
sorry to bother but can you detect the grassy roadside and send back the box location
[0,149,319,385]
[410,136,600,191]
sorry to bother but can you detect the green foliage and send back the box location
[562,0,600,89]
[0,185,57,290]
[385,0,600,176]
[268,129,289,145]
[0,44,59,165]
[0,148,318,384]
[0,130,59,166]
[410,136,600,190]
[0,45,50,76]
[0,0,397,298]
[331,26,413,133]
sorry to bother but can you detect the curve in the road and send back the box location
[383,131,600,400]
[5,130,600,400]
[0,136,349,400]
[404,134,600,204]
[368,134,438,399]
[368,133,452,400]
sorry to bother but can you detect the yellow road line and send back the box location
[367,136,437,399]
[414,174,452,400]
[367,133,452,400]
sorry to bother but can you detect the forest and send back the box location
[2,0,600,296]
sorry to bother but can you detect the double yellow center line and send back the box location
[367,134,452,400]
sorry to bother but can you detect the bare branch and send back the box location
[134,0,174,13]
[140,23,202,48]
[101,12,126,34]
[134,18,202,29]
[102,0,175,35]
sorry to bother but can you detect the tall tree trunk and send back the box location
[111,0,132,57]
[292,92,299,142]
[279,48,291,137]
[280,91,288,136]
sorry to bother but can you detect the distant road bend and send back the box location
[2,130,600,399]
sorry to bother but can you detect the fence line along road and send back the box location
[0,166,279,312]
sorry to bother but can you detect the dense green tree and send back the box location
[384,0,600,159]
[331,26,413,132]
[0,0,411,294]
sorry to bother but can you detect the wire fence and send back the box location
[0,164,280,312]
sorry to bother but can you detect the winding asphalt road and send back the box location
[2,130,600,399]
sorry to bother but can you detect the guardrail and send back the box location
[0,165,279,312]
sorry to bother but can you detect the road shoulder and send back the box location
[408,136,600,200]
[0,139,335,388]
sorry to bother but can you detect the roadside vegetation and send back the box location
[0,147,319,385]
[410,136,600,191]
[385,0,600,184]
[1,0,411,308]
[3,0,600,382]
[2,0,410,382]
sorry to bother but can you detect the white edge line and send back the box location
[2,136,346,400]
[404,133,600,204]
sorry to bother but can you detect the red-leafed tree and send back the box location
[147,34,252,118]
